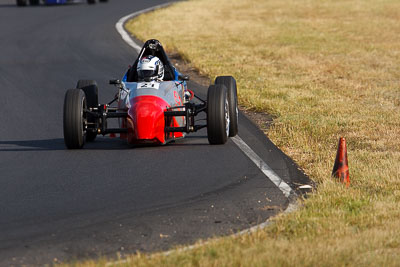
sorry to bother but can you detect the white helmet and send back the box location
[137,55,164,82]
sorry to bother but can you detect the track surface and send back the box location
[0,0,310,265]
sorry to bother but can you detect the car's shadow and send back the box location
[171,135,210,146]
[0,2,82,8]
[0,138,66,151]
[0,138,130,152]
[0,136,210,152]
[0,4,16,7]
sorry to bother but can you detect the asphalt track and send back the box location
[0,0,310,265]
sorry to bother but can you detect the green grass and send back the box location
[61,0,400,265]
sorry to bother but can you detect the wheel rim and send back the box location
[225,98,230,137]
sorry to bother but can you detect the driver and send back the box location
[118,55,165,113]
[137,55,164,82]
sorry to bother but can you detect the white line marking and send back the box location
[299,185,312,189]
[115,5,295,199]
[231,136,295,198]
[109,5,299,266]
[115,3,295,199]
[115,3,173,53]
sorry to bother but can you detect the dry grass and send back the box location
[63,0,400,266]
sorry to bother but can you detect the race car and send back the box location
[63,39,238,149]
[16,0,107,6]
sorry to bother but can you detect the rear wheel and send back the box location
[29,0,39,5]
[207,84,229,145]
[63,89,87,149]
[87,0,96,4]
[77,80,98,142]
[16,0,27,6]
[215,76,238,137]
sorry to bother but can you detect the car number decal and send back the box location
[174,91,182,106]
[137,82,160,90]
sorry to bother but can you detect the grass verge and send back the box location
[64,0,400,265]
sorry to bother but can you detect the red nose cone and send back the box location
[127,96,168,144]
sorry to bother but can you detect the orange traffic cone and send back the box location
[332,137,350,186]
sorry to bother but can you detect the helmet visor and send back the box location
[138,69,157,81]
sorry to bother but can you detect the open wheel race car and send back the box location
[63,39,238,149]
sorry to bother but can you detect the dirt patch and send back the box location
[240,108,274,133]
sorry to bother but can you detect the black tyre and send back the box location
[29,0,39,5]
[76,80,98,142]
[207,84,229,145]
[16,0,27,6]
[215,76,238,137]
[63,89,87,149]
[99,0,108,2]
[87,0,96,4]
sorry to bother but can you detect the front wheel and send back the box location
[77,80,99,142]
[87,0,96,4]
[63,89,87,149]
[207,84,229,145]
[29,0,39,5]
[215,76,238,137]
